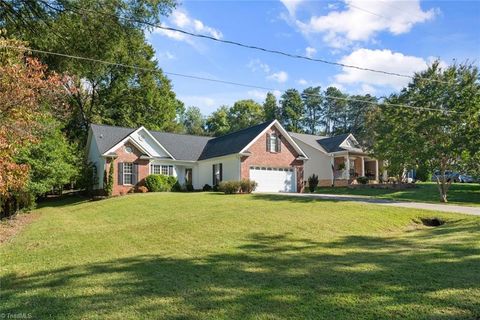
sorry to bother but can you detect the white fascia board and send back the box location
[101,126,175,160]
[135,126,175,160]
[239,120,309,159]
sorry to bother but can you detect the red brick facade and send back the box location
[105,142,149,196]
[240,126,305,192]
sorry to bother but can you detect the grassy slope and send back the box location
[316,182,480,206]
[1,193,479,320]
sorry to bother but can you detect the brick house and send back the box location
[86,120,308,195]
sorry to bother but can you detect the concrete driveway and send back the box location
[274,193,480,216]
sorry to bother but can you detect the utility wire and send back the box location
[1,44,457,114]
[43,2,452,85]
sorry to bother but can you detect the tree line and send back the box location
[180,87,377,143]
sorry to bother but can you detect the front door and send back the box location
[185,168,192,185]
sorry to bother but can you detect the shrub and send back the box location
[240,179,257,193]
[307,174,319,192]
[212,184,219,192]
[415,165,431,182]
[137,186,148,193]
[219,181,241,194]
[186,184,194,192]
[357,176,369,185]
[202,184,212,191]
[145,174,178,192]
[171,181,183,192]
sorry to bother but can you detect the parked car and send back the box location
[458,174,475,183]
[431,170,460,183]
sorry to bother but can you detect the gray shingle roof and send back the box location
[150,131,212,161]
[290,132,351,153]
[91,124,135,154]
[197,121,273,160]
[89,121,274,161]
[317,133,350,152]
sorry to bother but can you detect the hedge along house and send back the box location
[290,132,386,187]
[86,120,308,195]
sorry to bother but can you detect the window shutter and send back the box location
[118,162,123,185]
[133,163,138,185]
[219,163,223,182]
[212,164,216,185]
[266,133,270,152]
[169,165,173,176]
[277,136,282,152]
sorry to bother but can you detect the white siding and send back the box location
[296,140,333,181]
[196,155,240,189]
[130,128,171,158]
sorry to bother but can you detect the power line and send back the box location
[1,44,457,114]
[43,2,452,85]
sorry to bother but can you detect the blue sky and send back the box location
[147,0,480,115]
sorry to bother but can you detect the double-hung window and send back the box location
[123,163,133,185]
[151,164,174,176]
[267,133,281,152]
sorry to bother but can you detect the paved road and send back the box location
[273,193,480,216]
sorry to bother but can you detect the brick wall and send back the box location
[106,142,149,196]
[240,126,304,192]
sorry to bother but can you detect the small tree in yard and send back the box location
[0,39,67,217]
[308,174,319,192]
[105,159,114,197]
[369,61,480,202]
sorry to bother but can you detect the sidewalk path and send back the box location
[272,193,480,216]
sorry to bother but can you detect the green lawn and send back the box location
[1,193,479,319]
[316,182,480,206]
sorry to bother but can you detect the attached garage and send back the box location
[249,166,296,193]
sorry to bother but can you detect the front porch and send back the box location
[333,154,383,184]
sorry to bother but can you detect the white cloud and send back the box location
[335,48,435,91]
[280,0,305,17]
[359,84,376,95]
[247,59,271,73]
[297,79,308,85]
[305,46,317,58]
[180,95,216,109]
[153,9,222,46]
[267,71,289,83]
[248,59,289,84]
[247,89,282,101]
[295,0,438,48]
[157,51,176,61]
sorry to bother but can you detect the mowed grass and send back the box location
[1,193,480,320]
[316,182,480,206]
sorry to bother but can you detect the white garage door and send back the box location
[249,167,296,193]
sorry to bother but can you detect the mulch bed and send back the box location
[0,212,40,244]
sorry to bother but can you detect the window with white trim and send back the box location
[123,163,133,185]
[268,133,280,152]
[151,164,174,176]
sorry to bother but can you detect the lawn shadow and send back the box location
[3,218,480,319]
[36,195,90,209]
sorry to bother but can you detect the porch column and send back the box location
[345,155,350,180]
[375,160,379,181]
[330,156,334,184]
[361,156,365,177]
